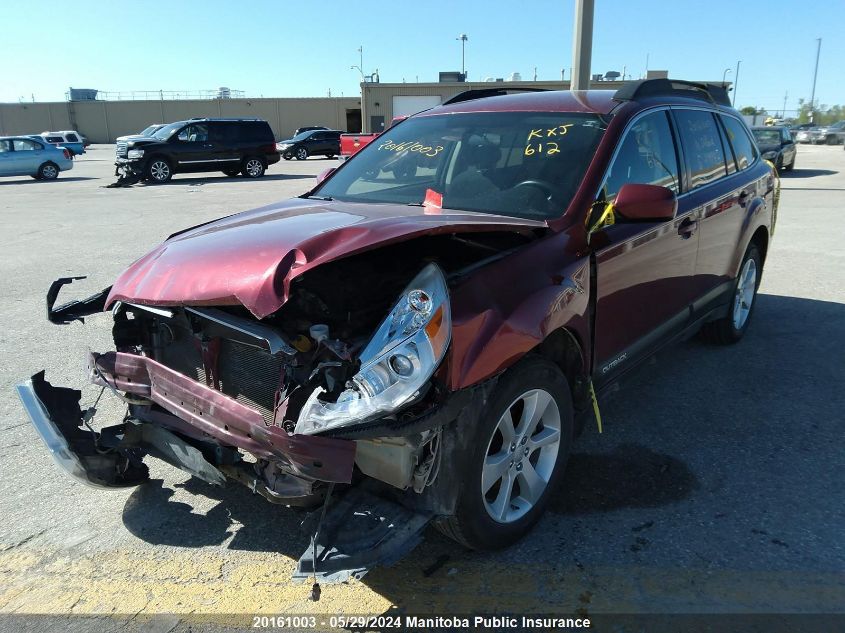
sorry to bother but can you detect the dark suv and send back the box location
[114,118,280,182]
[277,129,342,160]
[19,80,777,582]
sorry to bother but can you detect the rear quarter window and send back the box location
[720,116,757,170]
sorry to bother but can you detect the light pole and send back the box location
[809,38,821,123]
[456,34,468,80]
[722,67,732,86]
[731,60,741,106]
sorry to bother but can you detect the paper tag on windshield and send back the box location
[423,188,443,212]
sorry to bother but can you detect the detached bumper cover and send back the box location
[15,372,148,488]
[89,351,356,483]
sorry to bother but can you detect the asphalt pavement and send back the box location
[0,144,843,631]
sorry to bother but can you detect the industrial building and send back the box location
[0,71,730,141]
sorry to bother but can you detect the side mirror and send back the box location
[316,167,336,184]
[614,183,677,222]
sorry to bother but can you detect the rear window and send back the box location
[674,110,727,190]
[721,116,757,170]
[65,133,79,142]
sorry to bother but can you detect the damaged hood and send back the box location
[106,198,544,318]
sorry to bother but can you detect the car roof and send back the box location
[751,125,786,130]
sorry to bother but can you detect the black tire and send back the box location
[435,357,574,550]
[37,162,59,180]
[295,147,308,161]
[145,157,172,183]
[826,135,838,146]
[326,154,335,159]
[222,168,241,177]
[241,156,265,178]
[699,242,763,345]
[283,152,293,160]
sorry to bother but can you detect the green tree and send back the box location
[739,106,757,115]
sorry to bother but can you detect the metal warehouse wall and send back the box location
[0,97,361,142]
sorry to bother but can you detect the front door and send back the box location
[172,123,216,172]
[592,109,699,386]
[0,139,16,175]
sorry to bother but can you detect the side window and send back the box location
[720,115,757,171]
[208,122,229,143]
[0,140,11,153]
[674,110,727,189]
[65,133,79,142]
[603,110,680,199]
[716,122,737,175]
[13,139,40,151]
[45,136,63,143]
[177,124,209,143]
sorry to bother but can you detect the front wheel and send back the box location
[241,157,265,178]
[826,135,838,146]
[699,242,762,344]
[436,357,573,550]
[295,147,308,160]
[146,158,172,183]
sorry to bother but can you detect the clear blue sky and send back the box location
[1,0,842,112]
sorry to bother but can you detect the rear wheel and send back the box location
[295,147,308,160]
[241,157,265,178]
[146,158,172,183]
[37,162,59,180]
[700,243,762,344]
[436,357,573,550]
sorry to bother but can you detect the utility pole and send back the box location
[782,91,788,118]
[809,38,821,123]
[732,60,741,106]
[571,0,594,90]
[456,34,468,80]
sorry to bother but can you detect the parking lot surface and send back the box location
[0,145,843,630]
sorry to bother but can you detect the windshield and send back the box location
[752,129,781,145]
[151,122,184,140]
[315,111,607,219]
[141,125,161,136]
[292,130,316,141]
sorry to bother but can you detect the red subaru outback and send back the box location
[18,79,776,582]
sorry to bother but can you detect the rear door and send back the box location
[592,108,699,386]
[12,138,45,174]
[680,110,754,316]
[211,122,241,167]
[172,123,216,171]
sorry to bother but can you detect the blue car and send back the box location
[0,136,74,180]
[40,130,86,156]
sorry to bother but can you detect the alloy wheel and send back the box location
[150,160,170,181]
[245,159,263,177]
[42,165,58,179]
[296,148,308,160]
[481,388,562,524]
[732,257,757,329]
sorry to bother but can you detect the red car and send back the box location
[17,80,776,582]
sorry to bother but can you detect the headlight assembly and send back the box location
[127,149,145,159]
[294,262,451,435]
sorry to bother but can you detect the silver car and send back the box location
[0,136,74,180]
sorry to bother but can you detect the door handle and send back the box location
[678,218,698,238]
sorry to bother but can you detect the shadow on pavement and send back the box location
[0,176,98,185]
[780,168,837,178]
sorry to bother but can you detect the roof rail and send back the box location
[443,87,549,106]
[613,79,732,107]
